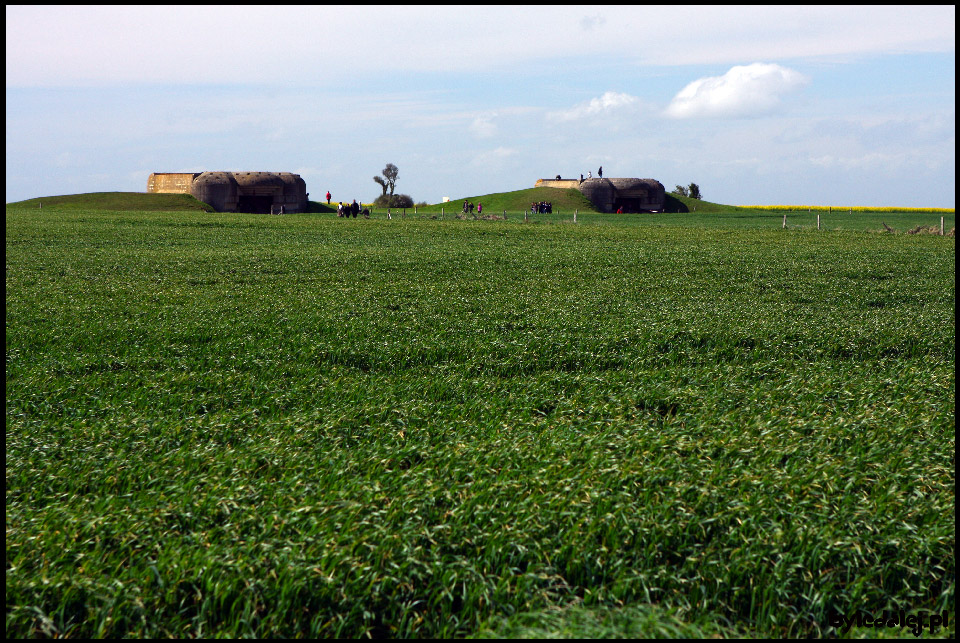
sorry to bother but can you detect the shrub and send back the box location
[374,194,414,209]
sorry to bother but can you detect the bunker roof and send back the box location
[194,171,239,186]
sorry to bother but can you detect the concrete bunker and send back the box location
[534,177,666,213]
[147,171,308,213]
[607,178,666,213]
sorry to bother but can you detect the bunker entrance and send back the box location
[238,195,274,213]
[614,198,644,213]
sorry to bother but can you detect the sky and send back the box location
[5,5,956,207]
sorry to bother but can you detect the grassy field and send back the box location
[9,189,953,231]
[323,189,954,233]
[5,198,955,638]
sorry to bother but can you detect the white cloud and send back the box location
[470,147,519,169]
[664,63,809,119]
[9,6,951,88]
[548,91,641,123]
[470,114,498,139]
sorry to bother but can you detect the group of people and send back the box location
[329,191,368,218]
[337,200,364,218]
[531,201,553,214]
[462,201,482,215]
[580,167,603,181]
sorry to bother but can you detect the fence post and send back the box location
[387,209,392,220]
[941,216,945,236]
[783,213,787,229]
[849,208,852,215]
[817,214,820,230]
[524,210,528,222]
[574,210,577,224]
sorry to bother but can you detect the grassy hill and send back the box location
[9,190,946,226]
[7,193,361,216]
[7,192,216,212]
[663,193,757,214]
[305,200,338,214]
[4,188,756,217]
[415,187,753,215]
[419,186,601,214]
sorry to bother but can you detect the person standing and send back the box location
[598,166,603,178]
[477,203,482,216]
[326,191,331,204]
[351,199,359,218]
[587,171,592,179]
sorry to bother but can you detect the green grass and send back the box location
[305,200,340,213]
[662,193,759,214]
[473,602,743,638]
[5,202,955,638]
[400,188,954,232]
[411,186,749,216]
[620,209,956,233]
[413,187,756,215]
[7,191,216,212]
[416,186,601,215]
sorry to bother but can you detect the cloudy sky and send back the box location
[5,5,955,207]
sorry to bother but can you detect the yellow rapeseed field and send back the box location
[738,205,955,213]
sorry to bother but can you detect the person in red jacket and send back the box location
[326,191,331,204]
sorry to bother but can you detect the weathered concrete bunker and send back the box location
[147,172,308,213]
[534,177,665,213]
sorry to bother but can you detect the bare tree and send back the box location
[373,163,399,197]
